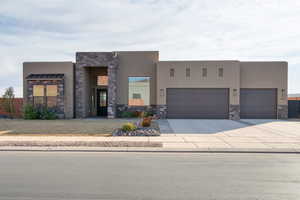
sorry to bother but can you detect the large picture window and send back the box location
[32,85,58,108]
[128,77,150,106]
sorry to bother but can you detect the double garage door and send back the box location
[167,88,229,119]
[166,88,277,119]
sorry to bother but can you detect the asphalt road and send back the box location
[0,152,300,200]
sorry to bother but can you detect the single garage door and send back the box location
[240,89,277,119]
[166,88,229,119]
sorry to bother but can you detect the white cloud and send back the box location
[0,0,300,97]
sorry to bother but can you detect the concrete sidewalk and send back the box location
[0,133,300,153]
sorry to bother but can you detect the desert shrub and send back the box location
[23,104,39,119]
[121,122,137,132]
[141,117,152,127]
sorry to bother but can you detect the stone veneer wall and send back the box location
[27,79,65,118]
[116,104,167,119]
[75,52,119,118]
[277,105,288,119]
[229,104,240,120]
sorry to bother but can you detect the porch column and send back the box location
[107,65,118,118]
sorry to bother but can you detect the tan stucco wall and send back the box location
[23,62,74,118]
[116,51,158,105]
[156,61,240,105]
[240,62,288,105]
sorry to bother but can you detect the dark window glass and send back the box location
[170,68,175,77]
[218,68,224,77]
[99,90,107,107]
[186,68,190,77]
[202,68,207,77]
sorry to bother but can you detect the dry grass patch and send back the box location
[0,119,135,136]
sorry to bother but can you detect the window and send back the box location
[218,68,224,77]
[202,68,207,77]
[128,77,150,106]
[46,85,58,108]
[33,85,44,106]
[186,68,190,78]
[97,76,108,86]
[170,68,175,77]
[32,85,58,108]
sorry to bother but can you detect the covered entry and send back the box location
[240,88,277,119]
[166,88,229,119]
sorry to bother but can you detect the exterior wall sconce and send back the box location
[233,88,238,97]
[281,89,286,99]
[160,89,165,97]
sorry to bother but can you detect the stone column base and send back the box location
[277,105,288,119]
[229,104,240,120]
[116,105,167,119]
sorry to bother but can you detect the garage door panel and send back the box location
[167,88,229,119]
[240,89,277,119]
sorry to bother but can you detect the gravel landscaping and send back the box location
[113,120,160,136]
[0,119,135,136]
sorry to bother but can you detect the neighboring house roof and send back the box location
[288,93,300,97]
[26,74,64,79]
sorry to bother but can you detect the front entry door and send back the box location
[97,89,108,116]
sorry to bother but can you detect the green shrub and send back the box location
[121,111,132,118]
[39,107,57,120]
[121,111,139,118]
[121,123,137,132]
[23,104,57,120]
[143,111,154,118]
[23,104,39,119]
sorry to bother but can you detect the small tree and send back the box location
[1,87,15,118]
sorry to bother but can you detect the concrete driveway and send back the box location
[159,119,300,137]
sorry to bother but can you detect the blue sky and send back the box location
[0,0,300,97]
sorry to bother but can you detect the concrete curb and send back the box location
[0,141,162,148]
[0,146,299,154]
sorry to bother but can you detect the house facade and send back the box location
[23,51,288,119]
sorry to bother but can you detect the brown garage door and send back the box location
[240,89,277,119]
[166,88,229,119]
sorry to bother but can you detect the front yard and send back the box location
[0,119,135,136]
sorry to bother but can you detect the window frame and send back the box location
[32,84,58,108]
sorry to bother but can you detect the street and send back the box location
[0,152,299,200]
